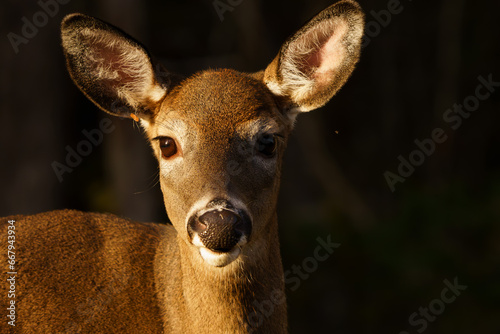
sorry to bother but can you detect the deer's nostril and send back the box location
[190,219,207,234]
[188,209,251,253]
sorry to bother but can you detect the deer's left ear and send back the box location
[264,0,364,114]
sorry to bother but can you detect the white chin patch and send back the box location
[191,234,247,267]
[199,247,241,267]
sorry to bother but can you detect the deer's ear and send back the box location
[61,13,170,121]
[264,1,364,113]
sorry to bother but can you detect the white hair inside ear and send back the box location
[279,19,348,108]
[264,1,364,113]
[73,29,166,110]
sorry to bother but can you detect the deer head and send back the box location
[60,0,364,269]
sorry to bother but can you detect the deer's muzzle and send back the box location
[188,201,252,267]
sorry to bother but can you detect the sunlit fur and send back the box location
[2,2,365,333]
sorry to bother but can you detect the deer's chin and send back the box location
[190,232,248,267]
[198,247,241,267]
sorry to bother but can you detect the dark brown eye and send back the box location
[256,134,277,158]
[158,137,177,159]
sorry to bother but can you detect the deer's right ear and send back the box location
[264,0,364,115]
[61,13,170,121]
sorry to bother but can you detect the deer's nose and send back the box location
[189,209,251,252]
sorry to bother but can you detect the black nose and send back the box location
[188,209,251,252]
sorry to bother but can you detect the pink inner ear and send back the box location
[304,21,347,85]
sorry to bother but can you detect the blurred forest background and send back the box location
[1,0,499,333]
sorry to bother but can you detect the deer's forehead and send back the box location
[160,69,281,126]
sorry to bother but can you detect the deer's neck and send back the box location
[158,215,287,333]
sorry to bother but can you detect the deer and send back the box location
[1,1,364,333]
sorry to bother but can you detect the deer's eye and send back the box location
[158,137,178,159]
[256,134,277,158]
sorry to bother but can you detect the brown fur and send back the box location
[1,1,364,333]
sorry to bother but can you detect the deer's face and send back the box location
[144,70,291,267]
[61,2,364,267]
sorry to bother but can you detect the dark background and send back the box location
[1,0,499,333]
